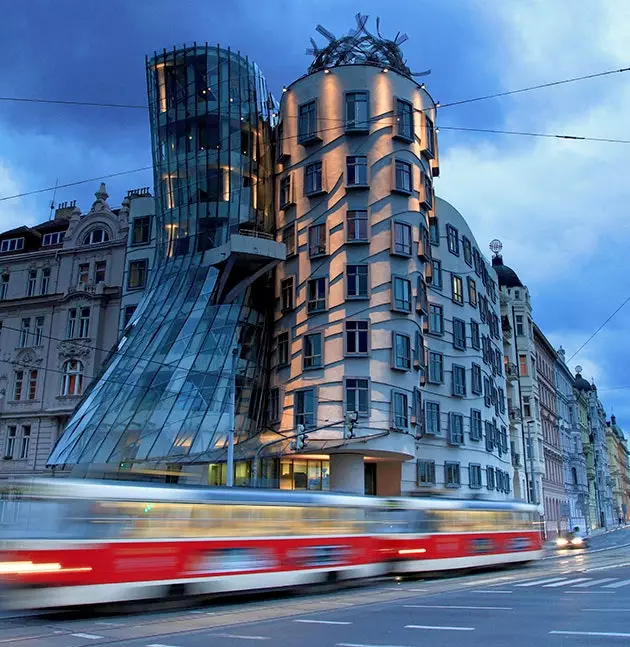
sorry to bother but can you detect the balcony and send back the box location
[509,407,521,422]
[512,453,521,467]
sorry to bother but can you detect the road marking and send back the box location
[294,620,352,625]
[470,590,513,594]
[572,578,617,588]
[564,591,615,594]
[603,578,630,588]
[405,625,475,632]
[338,643,412,647]
[147,644,182,647]
[213,635,270,641]
[550,630,630,638]
[582,608,630,612]
[407,588,429,592]
[515,577,567,587]
[94,622,123,626]
[70,635,103,640]
[404,604,511,610]
[543,578,592,587]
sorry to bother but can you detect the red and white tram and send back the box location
[0,479,542,610]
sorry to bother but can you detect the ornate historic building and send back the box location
[0,186,141,477]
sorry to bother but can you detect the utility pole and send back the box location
[226,345,239,487]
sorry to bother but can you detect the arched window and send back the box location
[61,359,84,396]
[82,229,110,245]
[571,467,578,485]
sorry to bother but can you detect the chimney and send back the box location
[55,200,78,220]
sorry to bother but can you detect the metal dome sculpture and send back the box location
[306,14,430,79]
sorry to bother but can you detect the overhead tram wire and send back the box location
[438,126,630,145]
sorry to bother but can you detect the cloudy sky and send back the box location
[1,0,629,421]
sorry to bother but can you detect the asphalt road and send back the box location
[3,527,630,647]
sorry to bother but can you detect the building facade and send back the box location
[0,186,133,477]
[606,415,629,523]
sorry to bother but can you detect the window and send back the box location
[487,466,495,490]
[128,259,148,289]
[61,359,84,396]
[78,307,90,338]
[498,387,506,414]
[78,263,89,286]
[132,216,150,245]
[471,364,482,395]
[20,426,31,459]
[429,259,442,289]
[5,426,16,459]
[392,276,412,313]
[345,91,369,131]
[425,401,440,435]
[428,351,443,384]
[392,221,412,256]
[303,333,323,369]
[452,365,466,397]
[453,318,466,350]
[417,459,435,486]
[470,409,483,441]
[0,238,24,253]
[347,156,368,186]
[446,224,459,255]
[393,332,411,370]
[26,270,37,297]
[483,376,492,408]
[268,388,280,423]
[515,314,524,336]
[13,371,24,400]
[429,217,439,245]
[346,264,369,299]
[308,224,327,258]
[19,318,30,347]
[463,237,473,266]
[42,231,65,246]
[34,316,44,346]
[445,462,461,488]
[82,229,109,245]
[66,309,77,339]
[27,370,37,400]
[449,413,464,445]
[40,268,50,295]
[391,390,409,430]
[295,388,316,427]
[395,98,413,140]
[468,277,478,307]
[345,320,369,355]
[277,332,290,366]
[469,464,482,489]
[523,396,531,419]
[519,354,528,377]
[280,277,295,312]
[425,116,435,156]
[95,261,106,284]
[451,274,463,305]
[307,277,327,313]
[298,100,318,143]
[394,160,412,193]
[347,210,368,243]
[123,305,136,327]
[280,175,293,209]
[422,173,433,209]
[304,162,323,195]
[428,303,443,334]
[1,273,9,300]
[282,223,296,256]
[416,276,428,314]
[485,421,494,452]
[345,378,369,415]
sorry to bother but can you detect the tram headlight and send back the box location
[571,537,583,546]
[556,537,569,547]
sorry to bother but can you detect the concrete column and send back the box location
[329,454,365,495]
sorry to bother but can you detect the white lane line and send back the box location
[515,577,567,587]
[582,608,630,612]
[407,588,429,592]
[565,591,615,594]
[338,643,412,647]
[543,578,592,588]
[147,644,182,647]
[294,620,353,625]
[604,578,630,588]
[572,578,617,588]
[94,622,123,626]
[470,590,513,594]
[404,604,512,610]
[213,635,270,641]
[405,625,475,632]
[550,630,630,638]
[70,635,104,640]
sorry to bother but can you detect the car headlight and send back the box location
[556,538,569,546]
[571,537,583,546]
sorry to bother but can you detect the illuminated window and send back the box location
[61,359,84,396]
[452,274,464,305]
[345,92,369,131]
[519,354,528,377]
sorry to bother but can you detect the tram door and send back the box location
[364,463,377,496]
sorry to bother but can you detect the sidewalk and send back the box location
[589,524,628,537]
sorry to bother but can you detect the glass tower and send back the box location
[48,45,282,474]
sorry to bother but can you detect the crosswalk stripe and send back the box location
[543,578,591,588]
[515,578,567,587]
[603,578,630,589]
[572,578,617,588]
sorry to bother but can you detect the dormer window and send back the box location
[42,231,66,246]
[0,238,24,253]
[82,229,110,245]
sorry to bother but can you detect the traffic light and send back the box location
[344,411,359,439]
[290,424,308,451]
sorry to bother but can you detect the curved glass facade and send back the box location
[48,45,279,470]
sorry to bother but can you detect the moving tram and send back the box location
[0,479,543,610]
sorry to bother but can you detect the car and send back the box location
[555,530,590,549]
